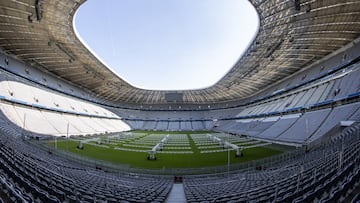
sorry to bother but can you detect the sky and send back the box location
[74,0,258,90]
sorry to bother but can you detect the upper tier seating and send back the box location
[216,102,360,145]
[0,70,130,136]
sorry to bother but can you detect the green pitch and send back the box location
[49,131,284,169]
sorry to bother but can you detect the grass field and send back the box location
[48,131,284,169]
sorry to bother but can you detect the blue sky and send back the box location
[74,0,258,90]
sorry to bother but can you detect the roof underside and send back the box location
[0,0,359,104]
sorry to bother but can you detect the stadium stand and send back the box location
[0,0,359,202]
[184,123,360,202]
[0,105,359,202]
[0,110,172,203]
[0,69,130,136]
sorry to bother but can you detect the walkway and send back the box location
[165,183,186,203]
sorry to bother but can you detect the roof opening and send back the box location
[74,0,259,90]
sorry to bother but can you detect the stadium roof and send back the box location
[0,0,359,104]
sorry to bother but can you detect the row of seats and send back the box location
[215,102,360,145]
[0,102,130,137]
[0,70,116,118]
[0,70,131,137]
[121,60,360,134]
[237,61,360,117]
[128,120,213,131]
[118,61,360,134]
[0,110,173,202]
[183,123,360,202]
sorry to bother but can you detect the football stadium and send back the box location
[0,0,360,202]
